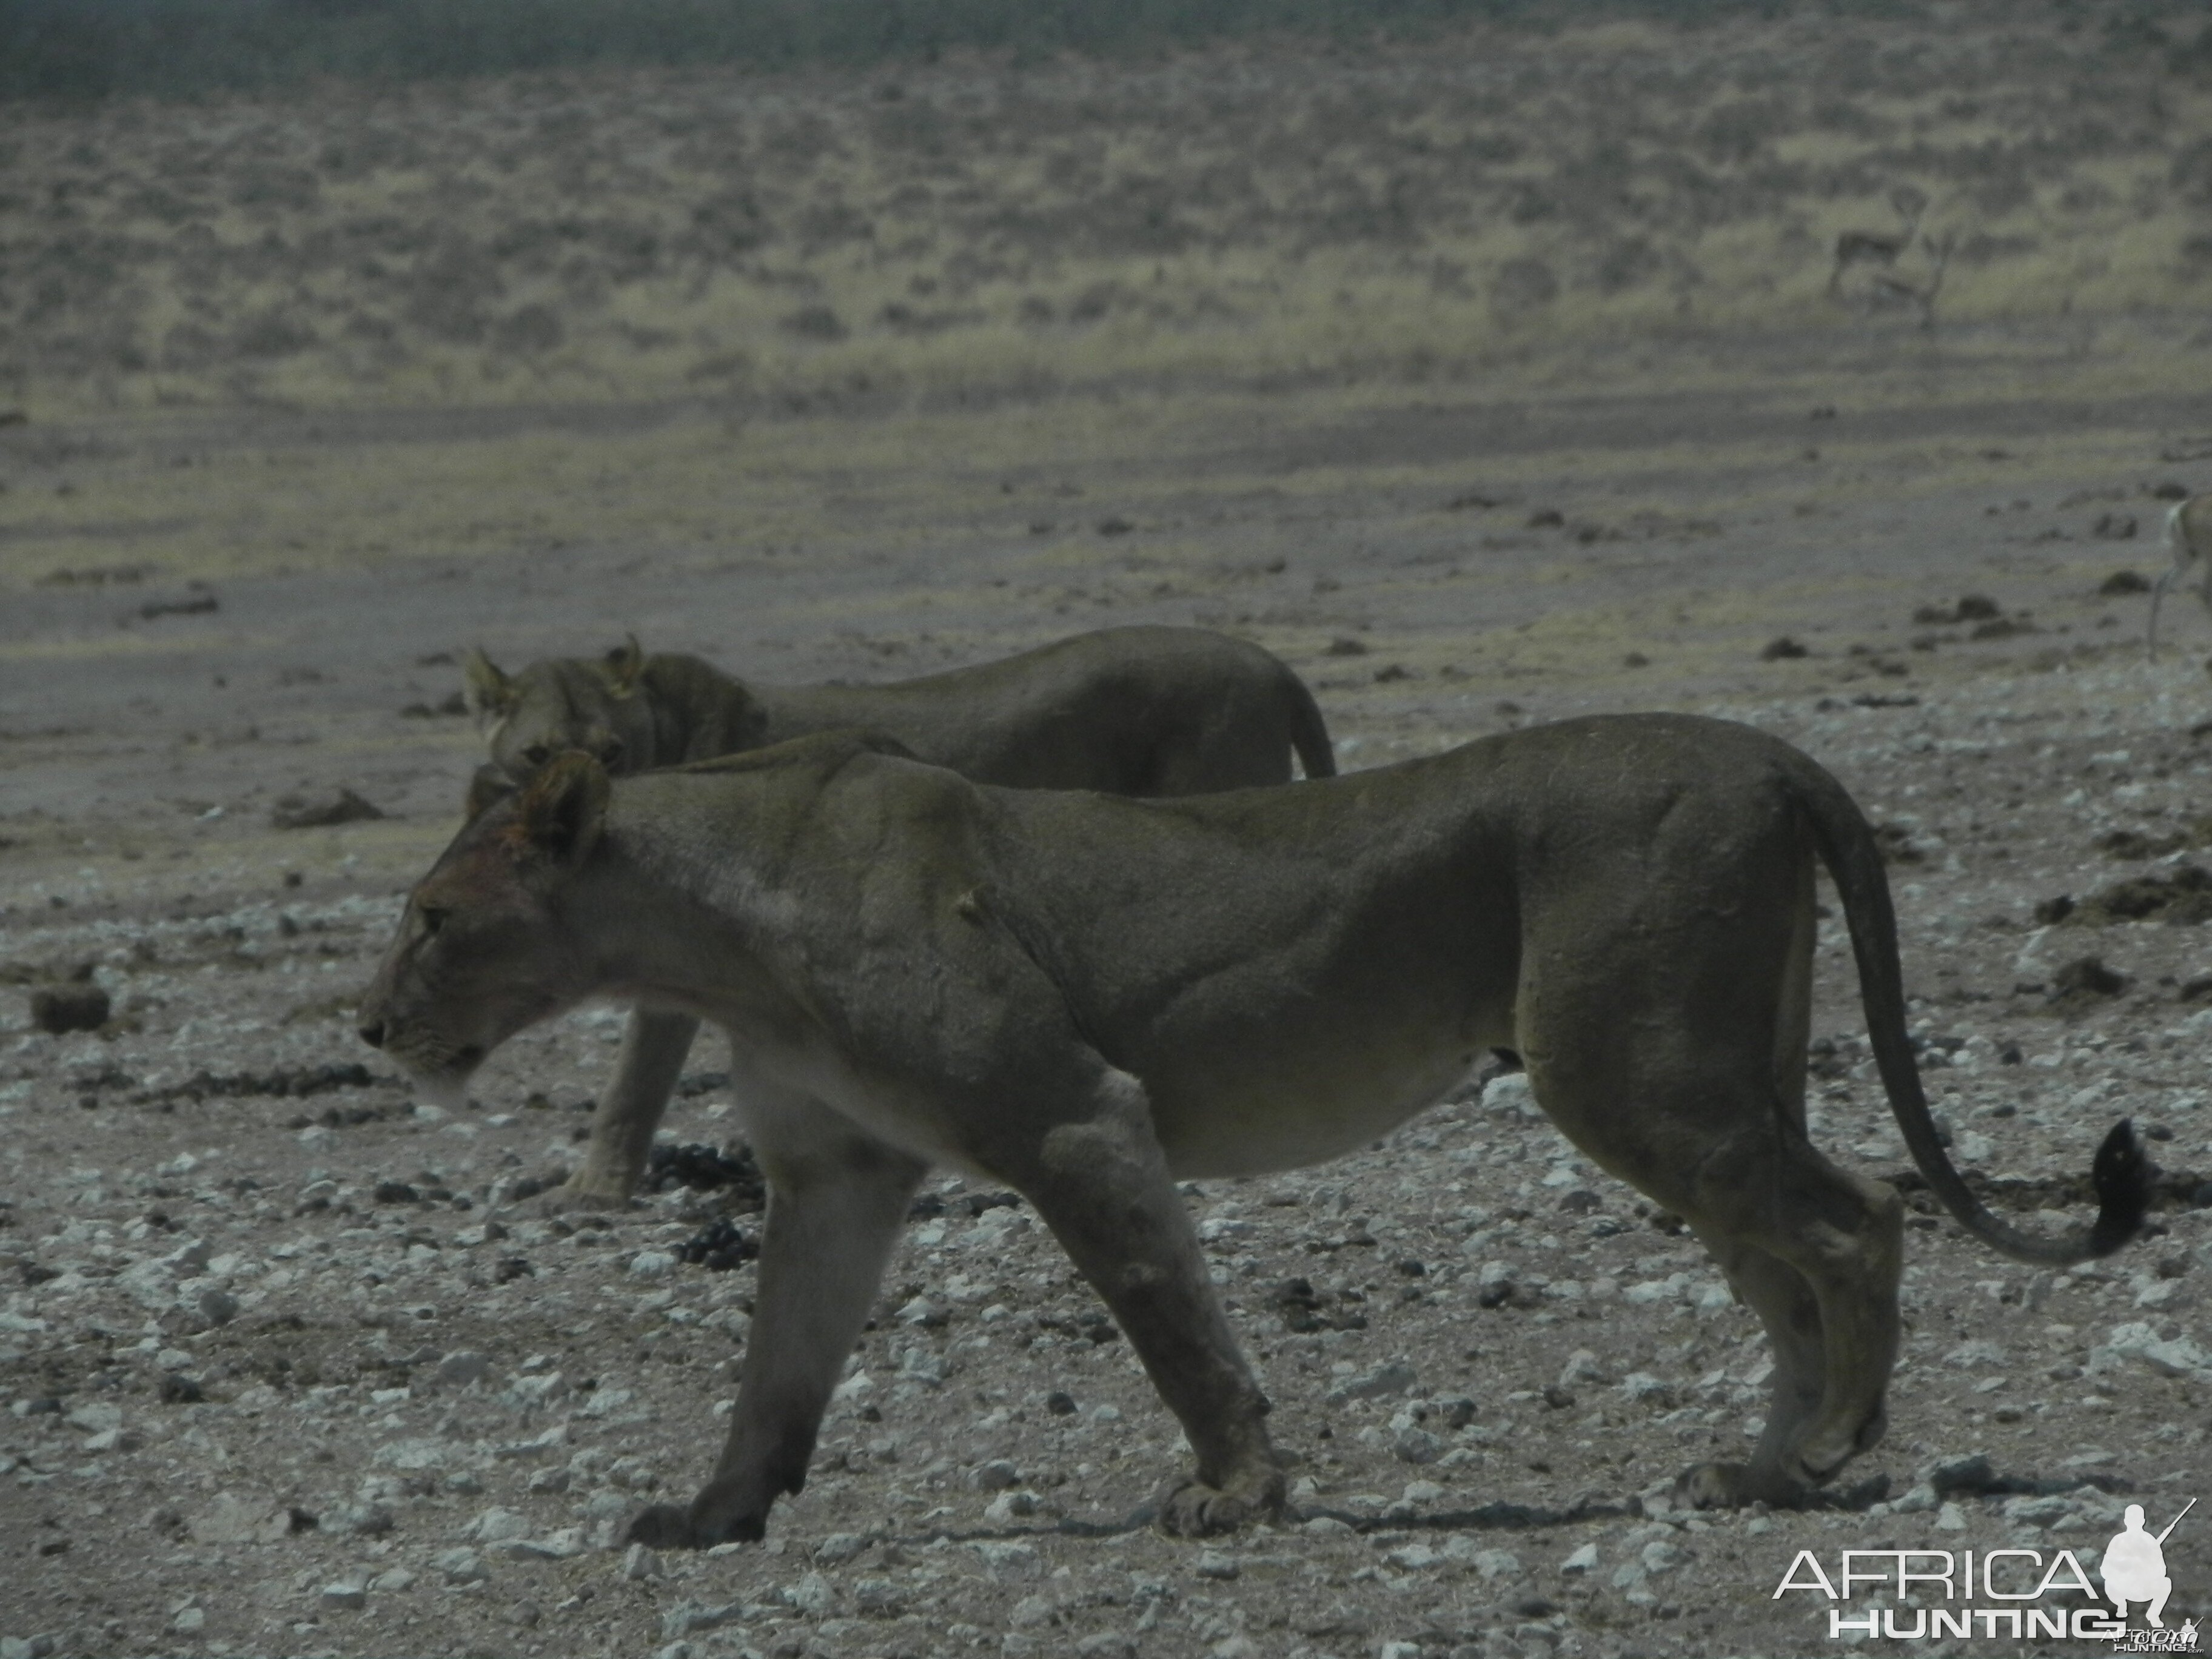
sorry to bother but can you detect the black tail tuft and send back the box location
[2087,1119,2150,1258]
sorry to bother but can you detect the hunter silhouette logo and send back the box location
[2103,1499,2193,1637]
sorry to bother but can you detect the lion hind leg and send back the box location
[1678,1236,1827,1509]
[1140,709,1296,795]
[1690,1144,1903,1498]
[1014,1068,1284,1536]
[631,1085,925,1550]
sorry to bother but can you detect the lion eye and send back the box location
[521,743,551,766]
[420,907,448,937]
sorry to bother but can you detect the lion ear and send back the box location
[512,751,610,864]
[462,648,517,722]
[602,634,645,698]
[463,763,517,823]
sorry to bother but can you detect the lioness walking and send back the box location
[461,626,1335,1204]
[358,716,2143,1547]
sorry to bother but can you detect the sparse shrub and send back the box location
[1594,237,1661,295]
[688,190,773,256]
[779,304,847,341]
[1068,283,1121,324]
[491,304,563,354]
[1490,256,1557,318]
[1696,98,1790,165]
[232,309,317,358]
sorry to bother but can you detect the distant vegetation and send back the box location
[2,0,1912,101]
[5,1,2208,417]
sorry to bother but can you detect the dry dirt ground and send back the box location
[5,10,2212,1659]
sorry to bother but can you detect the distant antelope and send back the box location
[2148,494,2212,660]
[1829,185,1928,295]
[1867,229,1955,331]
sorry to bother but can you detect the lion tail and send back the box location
[1788,753,2145,1266]
[1280,666,1337,780]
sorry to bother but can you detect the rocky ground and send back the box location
[7,403,2212,1657]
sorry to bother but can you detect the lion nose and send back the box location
[358,1018,386,1049]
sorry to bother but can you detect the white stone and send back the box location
[64,1401,122,1434]
[2095,1321,2211,1379]
[1945,1339,2006,1369]
[578,1386,636,1419]
[813,1531,869,1565]
[985,1489,1039,1522]
[853,1577,905,1614]
[970,1458,1019,1490]
[434,1350,491,1388]
[973,1541,1042,1581]
[783,1571,833,1617]
[1391,1426,1441,1464]
[468,1506,531,1543]
[373,1436,450,1469]
[1892,1483,1938,1514]
[1326,1359,1416,1401]
[1482,1073,1536,1114]
[1558,1350,1608,1387]
[1471,1548,1521,1579]
[2134,1279,2190,1311]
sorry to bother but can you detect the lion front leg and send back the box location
[629,1086,925,1549]
[551,1007,699,1208]
[1004,1069,1284,1537]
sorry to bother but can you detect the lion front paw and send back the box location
[625,1502,768,1550]
[1674,1460,1808,1511]
[532,1177,633,1216]
[626,1503,705,1549]
[1153,1467,1285,1538]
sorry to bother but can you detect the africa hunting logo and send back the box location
[1773,1498,2197,1649]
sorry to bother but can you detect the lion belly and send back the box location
[1143,1042,1496,1179]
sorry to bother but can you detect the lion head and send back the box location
[357,752,613,1102]
[464,637,658,780]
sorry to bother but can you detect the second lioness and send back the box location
[463,625,1335,1204]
